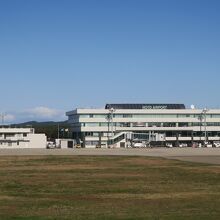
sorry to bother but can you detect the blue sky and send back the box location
[0,0,220,123]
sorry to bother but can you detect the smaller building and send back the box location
[0,128,47,148]
[55,139,76,149]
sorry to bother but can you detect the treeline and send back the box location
[11,121,71,140]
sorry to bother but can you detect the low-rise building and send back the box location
[55,139,76,149]
[0,128,47,148]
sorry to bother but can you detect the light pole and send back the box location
[106,107,115,148]
[106,113,111,148]
[198,114,203,143]
[0,113,6,127]
[109,108,115,138]
[58,123,60,139]
[202,108,208,144]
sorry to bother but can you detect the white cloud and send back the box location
[2,107,66,124]
[23,106,65,120]
[4,114,16,122]
[25,106,62,119]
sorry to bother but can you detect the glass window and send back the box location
[133,114,178,118]
[85,132,93,136]
[115,122,131,127]
[100,123,108,126]
[79,114,90,118]
[84,123,99,127]
[114,114,123,118]
[179,123,189,127]
[178,114,195,118]
[85,141,99,146]
[133,122,146,127]
[123,114,132,118]
[163,123,176,127]
[148,123,161,127]
[93,114,107,118]
[211,114,220,118]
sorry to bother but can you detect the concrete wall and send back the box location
[26,134,47,148]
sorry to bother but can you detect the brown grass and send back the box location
[0,156,219,220]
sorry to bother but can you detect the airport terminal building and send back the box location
[66,104,220,148]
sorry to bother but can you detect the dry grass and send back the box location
[0,156,219,220]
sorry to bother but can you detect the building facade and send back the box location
[66,104,220,148]
[0,128,47,148]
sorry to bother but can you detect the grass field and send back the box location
[0,156,219,220]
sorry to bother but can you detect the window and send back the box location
[5,134,15,138]
[179,123,189,127]
[133,122,146,127]
[84,123,99,127]
[163,123,176,127]
[211,114,220,118]
[99,123,108,127]
[116,122,131,127]
[85,141,99,146]
[178,114,195,118]
[85,132,99,137]
[148,123,162,127]
[114,114,123,118]
[85,132,93,136]
[123,114,132,118]
[207,122,220,126]
[93,115,107,118]
[79,114,90,118]
[133,114,178,118]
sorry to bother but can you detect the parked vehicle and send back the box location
[47,141,55,149]
[76,144,81,148]
[204,142,213,148]
[133,142,146,148]
[192,142,198,148]
[179,143,188,147]
[166,143,173,148]
[213,142,220,148]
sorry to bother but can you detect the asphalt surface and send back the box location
[0,148,220,164]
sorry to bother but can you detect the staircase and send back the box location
[108,132,126,146]
[107,132,156,147]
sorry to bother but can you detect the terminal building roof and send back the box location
[105,104,186,110]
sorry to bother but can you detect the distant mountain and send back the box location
[11,120,68,127]
[11,120,70,140]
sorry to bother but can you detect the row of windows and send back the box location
[79,122,220,127]
[82,131,220,138]
[0,133,27,138]
[166,131,220,137]
[0,142,20,146]
[76,114,220,119]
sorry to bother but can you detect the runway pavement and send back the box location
[0,148,220,164]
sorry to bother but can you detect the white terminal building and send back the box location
[0,127,47,148]
[66,104,220,148]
